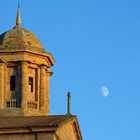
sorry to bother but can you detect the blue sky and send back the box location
[0,0,140,140]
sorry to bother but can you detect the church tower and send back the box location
[0,6,83,140]
[0,7,55,116]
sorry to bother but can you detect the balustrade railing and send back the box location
[6,99,17,108]
[27,101,38,109]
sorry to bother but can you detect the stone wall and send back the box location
[0,132,55,140]
[0,51,53,116]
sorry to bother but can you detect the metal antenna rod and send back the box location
[18,0,20,8]
[67,92,71,115]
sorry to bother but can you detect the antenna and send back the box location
[18,0,20,8]
[67,92,71,115]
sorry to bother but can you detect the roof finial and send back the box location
[16,2,21,26]
[67,92,71,115]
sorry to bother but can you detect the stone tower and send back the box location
[0,6,83,140]
[0,7,55,116]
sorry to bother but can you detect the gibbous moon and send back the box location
[101,86,109,97]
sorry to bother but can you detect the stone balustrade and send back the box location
[27,101,38,109]
[6,99,17,108]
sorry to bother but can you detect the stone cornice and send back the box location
[0,48,55,66]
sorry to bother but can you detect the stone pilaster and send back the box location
[0,62,6,109]
[46,71,51,114]
[20,61,28,109]
[40,65,47,113]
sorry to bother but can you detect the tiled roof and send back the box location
[0,115,76,129]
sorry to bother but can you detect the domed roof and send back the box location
[0,7,42,49]
[0,26,42,48]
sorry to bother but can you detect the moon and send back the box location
[101,86,109,97]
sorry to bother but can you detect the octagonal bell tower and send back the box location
[0,7,55,116]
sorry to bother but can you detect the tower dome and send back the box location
[0,26,43,48]
[0,7,42,49]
